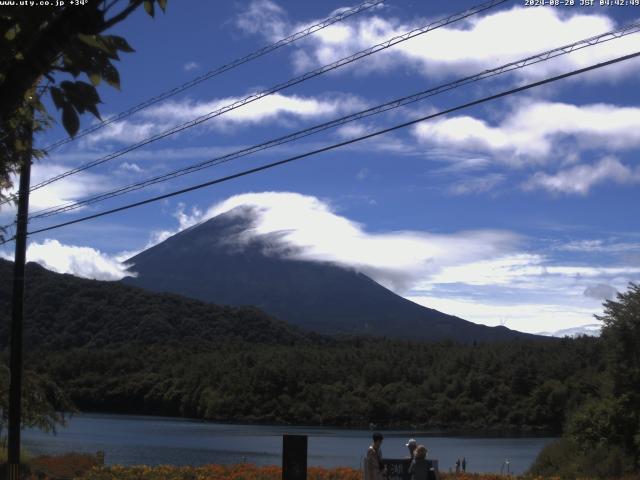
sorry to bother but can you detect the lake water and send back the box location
[22,413,556,475]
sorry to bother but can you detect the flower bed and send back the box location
[72,464,361,480]
[20,459,637,480]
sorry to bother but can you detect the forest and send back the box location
[22,337,601,432]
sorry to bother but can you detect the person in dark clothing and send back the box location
[461,457,466,472]
[408,445,429,480]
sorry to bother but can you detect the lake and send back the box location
[23,413,556,475]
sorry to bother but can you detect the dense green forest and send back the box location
[25,337,602,432]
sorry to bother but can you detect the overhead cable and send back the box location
[41,0,386,153]
[18,50,640,240]
[27,21,640,221]
[23,0,509,195]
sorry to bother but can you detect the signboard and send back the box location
[381,458,439,480]
[283,434,307,480]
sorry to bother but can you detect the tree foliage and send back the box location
[0,0,167,202]
[596,283,640,468]
[31,337,603,433]
[0,362,75,441]
[530,283,640,477]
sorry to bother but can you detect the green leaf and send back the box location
[4,24,20,41]
[88,72,101,86]
[86,104,101,120]
[74,81,101,101]
[33,98,47,115]
[102,64,121,90]
[50,87,65,111]
[32,149,47,160]
[77,33,109,53]
[107,35,135,53]
[144,0,155,17]
[60,81,102,117]
[62,104,80,137]
[157,0,167,12]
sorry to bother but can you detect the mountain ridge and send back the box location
[123,207,540,342]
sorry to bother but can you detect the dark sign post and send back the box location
[282,434,307,480]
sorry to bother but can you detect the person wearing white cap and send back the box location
[406,438,417,459]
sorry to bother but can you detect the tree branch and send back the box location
[101,0,144,31]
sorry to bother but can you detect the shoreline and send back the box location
[61,410,559,438]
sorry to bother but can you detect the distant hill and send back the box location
[123,207,539,343]
[0,258,317,350]
[538,324,601,338]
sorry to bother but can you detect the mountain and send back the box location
[0,258,317,350]
[123,207,538,342]
[538,324,601,338]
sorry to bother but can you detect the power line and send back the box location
[26,21,640,221]
[17,50,640,240]
[22,0,509,196]
[41,0,385,153]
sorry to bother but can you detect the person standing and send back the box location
[365,432,386,480]
[461,457,466,472]
[406,438,417,459]
[408,445,429,480]
[455,458,460,474]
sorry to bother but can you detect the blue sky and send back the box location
[2,0,640,334]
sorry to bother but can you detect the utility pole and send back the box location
[7,107,33,480]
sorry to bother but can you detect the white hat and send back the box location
[406,438,417,447]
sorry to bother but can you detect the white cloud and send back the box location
[124,203,204,261]
[425,254,544,287]
[235,0,288,39]
[82,93,367,146]
[523,157,640,195]
[0,239,132,280]
[174,202,203,230]
[1,163,113,214]
[448,173,505,195]
[406,294,601,333]
[143,93,367,124]
[356,168,370,181]
[281,6,640,81]
[422,253,640,290]
[183,61,200,71]
[413,102,640,164]
[557,239,640,253]
[198,192,522,293]
[80,119,158,147]
[336,123,374,139]
[583,283,618,301]
[118,162,143,173]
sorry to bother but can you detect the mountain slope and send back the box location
[0,258,317,350]
[123,207,538,342]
